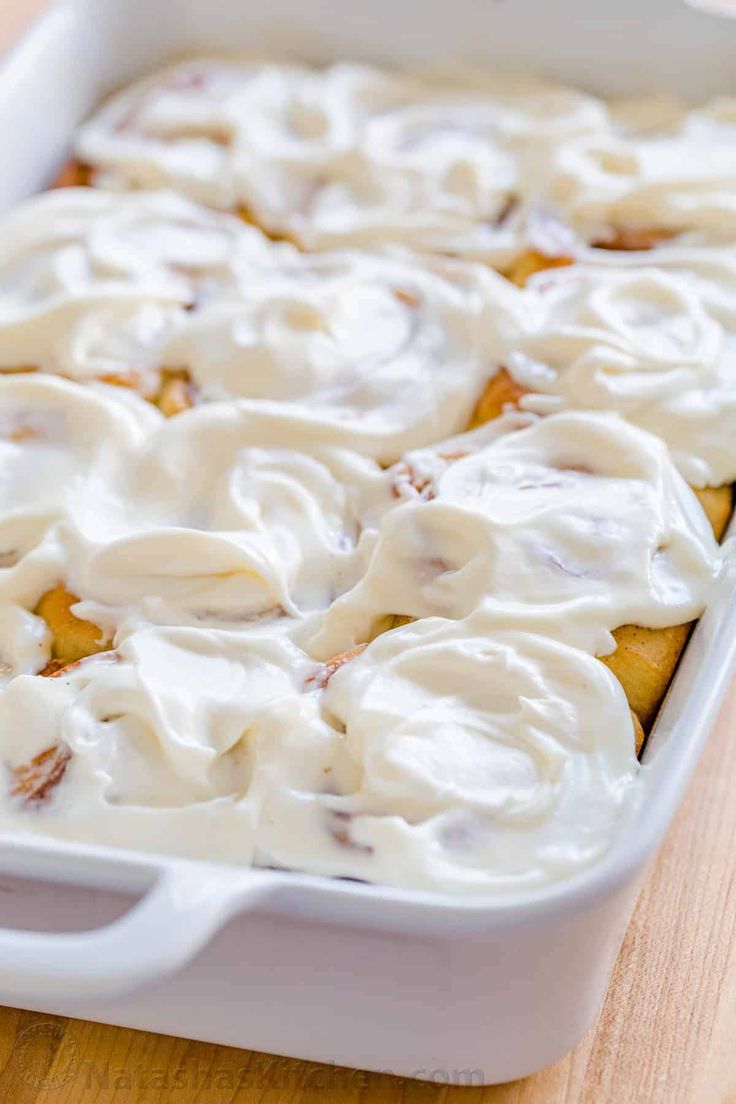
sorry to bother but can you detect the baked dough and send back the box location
[35,585,111,675]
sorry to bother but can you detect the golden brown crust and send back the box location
[35,585,111,669]
[10,742,72,805]
[305,644,369,690]
[504,250,574,288]
[236,205,299,247]
[599,487,730,743]
[469,368,529,429]
[693,484,733,541]
[0,366,38,377]
[591,227,677,252]
[50,159,92,189]
[96,371,142,391]
[155,369,198,418]
[597,489,730,742]
[630,709,646,757]
[367,614,414,641]
[599,622,692,733]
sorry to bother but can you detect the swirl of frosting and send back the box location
[162,249,514,461]
[0,189,515,461]
[547,95,736,243]
[72,60,736,258]
[309,411,719,658]
[42,404,394,628]
[74,59,605,262]
[0,187,273,385]
[255,614,641,894]
[0,374,158,607]
[512,254,736,485]
[76,60,396,213]
[0,57,729,897]
[0,626,330,862]
[286,70,603,261]
[0,613,645,888]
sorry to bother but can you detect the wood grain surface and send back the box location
[1,3,736,1101]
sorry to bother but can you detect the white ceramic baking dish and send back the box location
[0,0,735,1085]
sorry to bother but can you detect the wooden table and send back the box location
[1,3,736,1100]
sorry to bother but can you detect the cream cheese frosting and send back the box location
[0,628,314,862]
[0,373,159,633]
[0,391,687,893]
[161,247,515,461]
[261,615,642,894]
[0,613,642,893]
[0,187,274,388]
[508,247,736,487]
[0,350,720,895]
[73,58,604,262]
[74,59,736,260]
[548,96,736,244]
[64,405,395,626]
[0,382,395,647]
[0,58,731,896]
[0,188,515,463]
[309,411,720,660]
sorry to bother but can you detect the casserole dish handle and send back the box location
[0,864,262,1000]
